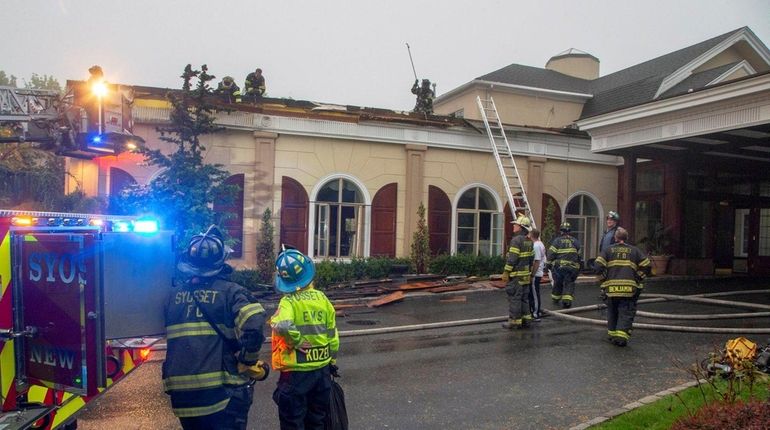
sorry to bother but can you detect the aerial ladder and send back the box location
[476,96,536,229]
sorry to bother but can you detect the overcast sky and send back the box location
[2,0,769,110]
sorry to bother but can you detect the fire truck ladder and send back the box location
[476,96,536,229]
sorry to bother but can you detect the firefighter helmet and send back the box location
[512,215,531,230]
[560,221,571,232]
[274,249,315,294]
[222,76,234,86]
[607,211,620,221]
[177,225,231,278]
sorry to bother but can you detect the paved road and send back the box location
[78,278,770,429]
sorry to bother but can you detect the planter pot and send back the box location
[649,255,671,276]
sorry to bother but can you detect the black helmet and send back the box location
[223,76,234,85]
[177,225,231,277]
[560,221,571,232]
[607,211,620,221]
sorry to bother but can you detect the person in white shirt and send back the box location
[528,228,546,320]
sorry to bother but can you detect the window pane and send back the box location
[328,205,340,257]
[457,243,475,255]
[581,196,599,216]
[317,180,339,202]
[491,213,503,255]
[635,200,663,247]
[314,205,329,257]
[341,180,363,203]
[340,205,360,257]
[637,168,664,193]
[458,212,476,227]
[457,227,475,243]
[458,189,476,209]
[760,209,770,256]
[478,189,495,210]
[479,212,492,241]
[566,197,580,215]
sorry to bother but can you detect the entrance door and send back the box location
[748,207,770,274]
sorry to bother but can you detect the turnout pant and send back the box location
[505,278,531,324]
[552,267,578,303]
[178,385,254,430]
[529,276,542,318]
[273,366,332,430]
[606,297,638,342]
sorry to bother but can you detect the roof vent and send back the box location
[546,48,600,80]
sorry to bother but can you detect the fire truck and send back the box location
[1,68,169,428]
[0,211,174,429]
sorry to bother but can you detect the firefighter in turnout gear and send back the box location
[245,68,266,100]
[594,227,651,347]
[163,225,267,430]
[216,76,242,103]
[411,78,435,114]
[547,222,582,308]
[271,248,340,429]
[501,216,535,329]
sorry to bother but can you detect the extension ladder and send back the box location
[476,96,536,229]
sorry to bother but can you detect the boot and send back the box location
[611,337,627,347]
[562,300,572,309]
[501,319,522,329]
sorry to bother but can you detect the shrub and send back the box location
[670,399,770,430]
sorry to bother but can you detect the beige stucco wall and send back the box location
[695,47,745,73]
[273,135,408,256]
[545,56,599,80]
[434,88,585,128]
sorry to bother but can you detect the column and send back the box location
[527,157,546,227]
[404,144,427,255]
[621,154,636,242]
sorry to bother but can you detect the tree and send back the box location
[410,202,431,273]
[541,198,557,247]
[116,64,233,247]
[255,208,276,285]
[25,73,61,92]
[0,70,17,87]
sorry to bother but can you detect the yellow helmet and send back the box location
[513,215,531,230]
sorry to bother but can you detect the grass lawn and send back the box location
[592,377,770,430]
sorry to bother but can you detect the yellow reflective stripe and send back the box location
[503,265,513,272]
[638,258,651,267]
[607,260,638,270]
[508,247,520,254]
[235,303,265,330]
[166,322,217,339]
[602,279,638,287]
[614,330,630,340]
[595,257,607,266]
[163,371,245,390]
[519,251,534,257]
[552,248,578,254]
[562,295,574,301]
[173,398,230,418]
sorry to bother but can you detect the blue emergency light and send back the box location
[112,221,131,232]
[92,135,103,144]
[133,219,159,234]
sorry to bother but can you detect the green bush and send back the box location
[429,254,504,277]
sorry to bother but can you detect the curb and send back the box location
[567,379,707,429]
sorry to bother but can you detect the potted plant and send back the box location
[638,224,672,276]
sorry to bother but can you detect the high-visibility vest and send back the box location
[163,278,266,417]
[271,287,339,372]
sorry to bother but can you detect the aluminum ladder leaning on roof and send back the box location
[475,96,536,228]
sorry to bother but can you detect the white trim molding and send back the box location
[654,28,770,99]
[707,60,757,86]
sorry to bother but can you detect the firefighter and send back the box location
[163,225,267,430]
[501,216,535,329]
[546,221,581,308]
[245,68,266,100]
[599,211,621,254]
[271,248,340,430]
[411,78,435,114]
[594,227,651,347]
[216,76,242,103]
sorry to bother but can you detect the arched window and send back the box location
[313,177,367,258]
[455,186,503,256]
[564,193,601,261]
[109,167,137,196]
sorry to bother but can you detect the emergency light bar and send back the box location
[5,211,159,234]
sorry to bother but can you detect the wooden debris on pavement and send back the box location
[366,291,405,307]
[439,295,467,303]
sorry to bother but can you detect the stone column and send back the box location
[621,154,637,242]
[527,157,546,228]
[404,144,427,255]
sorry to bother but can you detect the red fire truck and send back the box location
[0,210,174,429]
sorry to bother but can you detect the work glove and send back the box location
[330,364,340,378]
[238,360,270,381]
[501,271,510,282]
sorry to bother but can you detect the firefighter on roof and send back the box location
[271,248,340,429]
[163,225,267,430]
[501,216,535,329]
[411,78,435,114]
[594,227,651,347]
[216,76,242,103]
[245,68,266,100]
[547,221,582,309]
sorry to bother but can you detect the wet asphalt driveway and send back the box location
[78,277,770,429]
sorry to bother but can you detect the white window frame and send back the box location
[307,173,371,260]
[451,183,504,255]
